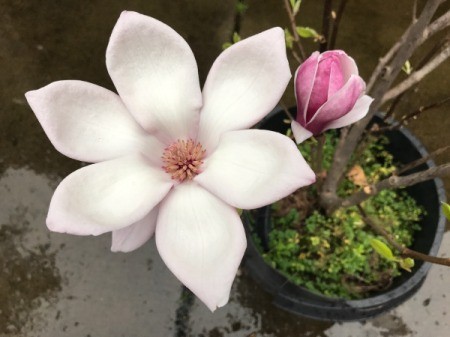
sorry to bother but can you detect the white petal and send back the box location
[195,130,315,209]
[324,95,373,130]
[156,182,246,311]
[25,80,163,163]
[106,11,202,143]
[48,155,173,236]
[197,28,291,152]
[111,207,159,253]
[291,120,314,144]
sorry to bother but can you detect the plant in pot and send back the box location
[241,0,450,321]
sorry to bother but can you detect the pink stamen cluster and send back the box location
[162,139,206,182]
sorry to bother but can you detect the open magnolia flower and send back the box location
[291,50,374,143]
[25,11,315,311]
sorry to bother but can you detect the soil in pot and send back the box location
[258,128,422,299]
[243,108,446,321]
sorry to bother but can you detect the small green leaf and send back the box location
[296,26,319,39]
[370,238,396,261]
[235,1,248,14]
[442,202,450,221]
[284,28,294,49]
[232,32,241,43]
[293,0,302,15]
[399,257,415,272]
[222,42,232,50]
[402,60,413,75]
[289,0,296,9]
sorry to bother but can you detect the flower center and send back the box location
[162,139,206,182]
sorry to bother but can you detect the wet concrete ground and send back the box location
[1,1,449,336]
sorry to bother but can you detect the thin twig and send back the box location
[328,0,348,50]
[383,34,448,121]
[291,49,302,64]
[417,10,450,47]
[376,96,450,133]
[280,100,295,121]
[283,0,306,60]
[382,40,450,103]
[399,96,450,123]
[383,91,406,121]
[230,0,245,41]
[358,205,450,267]
[320,0,444,212]
[337,163,450,210]
[366,7,450,93]
[412,0,418,23]
[315,135,326,190]
[395,145,450,175]
[320,0,333,52]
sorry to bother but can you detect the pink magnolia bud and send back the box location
[291,50,373,143]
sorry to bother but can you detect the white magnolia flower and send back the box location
[25,11,315,311]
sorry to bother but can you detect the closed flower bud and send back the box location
[292,50,374,143]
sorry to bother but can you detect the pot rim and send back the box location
[245,106,447,319]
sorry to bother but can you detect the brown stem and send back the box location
[400,96,450,122]
[357,205,450,267]
[320,0,444,212]
[382,39,450,103]
[280,100,295,121]
[328,0,348,50]
[376,96,450,133]
[230,0,245,40]
[382,36,448,122]
[412,0,418,23]
[395,145,450,175]
[418,10,450,47]
[383,91,406,121]
[367,7,450,93]
[283,0,306,60]
[320,0,333,52]
[291,49,302,64]
[337,163,450,210]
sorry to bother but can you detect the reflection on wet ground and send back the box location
[1,0,449,336]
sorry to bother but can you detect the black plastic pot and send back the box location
[243,107,447,322]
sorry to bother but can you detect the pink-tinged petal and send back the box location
[324,95,373,130]
[198,28,291,152]
[195,130,315,209]
[306,53,335,121]
[106,11,202,144]
[307,75,365,134]
[321,50,358,80]
[327,55,345,97]
[335,50,359,80]
[111,207,159,253]
[48,155,173,236]
[25,80,164,163]
[295,51,320,125]
[156,182,246,311]
[291,120,313,144]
